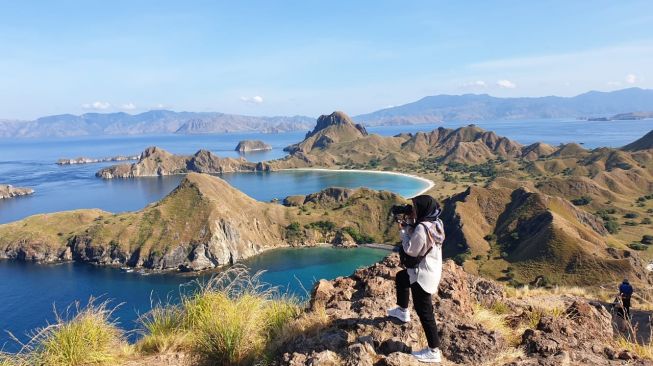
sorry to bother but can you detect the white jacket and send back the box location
[400,219,445,294]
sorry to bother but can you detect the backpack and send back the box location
[399,220,443,269]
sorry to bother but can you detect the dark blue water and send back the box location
[0,247,388,352]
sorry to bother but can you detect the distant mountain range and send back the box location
[0,111,315,138]
[354,87,653,125]
[1,88,652,138]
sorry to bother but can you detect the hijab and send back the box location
[411,195,442,223]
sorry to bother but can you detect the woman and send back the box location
[387,194,445,363]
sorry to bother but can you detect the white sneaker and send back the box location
[386,306,411,323]
[412,347,442,363]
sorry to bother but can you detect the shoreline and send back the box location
[281,168,435,198]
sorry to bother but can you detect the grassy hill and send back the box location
[0,173,405,271]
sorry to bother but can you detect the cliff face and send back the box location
[0,184,34,199]
[234,140,272,152]
[0,174,405,271]
[96,147,270,179]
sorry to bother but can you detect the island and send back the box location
[56,155,139,165]
[0,184,34,199]
[234,140,272,152]
[95,147,271,179]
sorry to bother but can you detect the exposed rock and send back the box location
[0,184,34,199]
[280,254,651,365]
[279,254,509,365]
[234,140,272,152]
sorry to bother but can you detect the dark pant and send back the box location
[622,296,631,318]
[395,269,440,348]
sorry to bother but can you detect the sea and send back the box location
[0,117,651,350]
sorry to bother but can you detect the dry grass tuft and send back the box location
[4,299,127,366]
[136,265,303,366]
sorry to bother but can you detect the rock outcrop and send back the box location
[280,254,649,365]
[234,140,272,152]
[96,147,271,179]
[284,111,369,154]
[0,184,34,199]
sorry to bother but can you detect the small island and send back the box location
[56,155,139,165]
[0,184,34,199]
[235,140,272,152]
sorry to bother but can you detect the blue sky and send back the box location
[1,0,652,119]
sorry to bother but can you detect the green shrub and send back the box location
[308,220,336,233]
[624,213,639,219]
[624,221,638,226]
[642,218,652,225]
[628,243,648,251]
[642,235,653,245]
[604,220,620,234]
[571,196,592,206]
[484,233,497,242]
[453,252,471,266]
[342,227,374,244]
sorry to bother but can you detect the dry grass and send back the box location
[135,265,303,366]
[3,299,127,366]
[481,347,526,366]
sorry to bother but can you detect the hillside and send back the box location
[271,111,572,169]
[0,173,406,270]
[0,110,314,138]
[355,88,653,125]
[624,130,653,151]
[441,184,651,286]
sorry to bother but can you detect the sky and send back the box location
[0,0,652,120]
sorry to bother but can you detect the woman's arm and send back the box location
[401,224,427,257]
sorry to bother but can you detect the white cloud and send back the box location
[626,73,637,84]
[82,101,111,110]
[121,102,136,110]
[607,81,622,86]
[240,95,264,104]
[496,79,516,89]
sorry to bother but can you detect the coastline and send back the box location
[281,168,435,198]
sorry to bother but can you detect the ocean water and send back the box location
[0,247,389,351]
